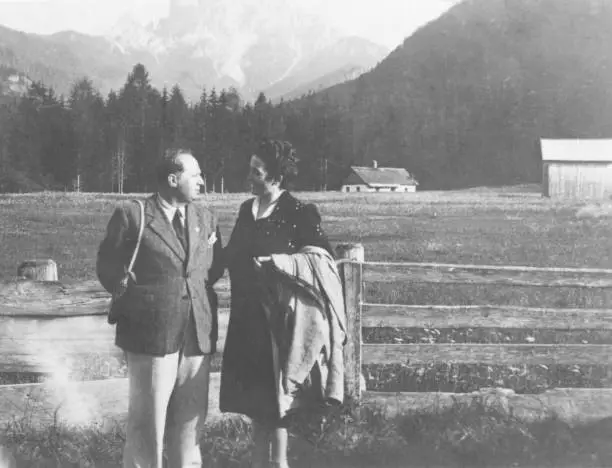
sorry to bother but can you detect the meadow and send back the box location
[1,185,612,467]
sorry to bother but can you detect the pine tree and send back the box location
[167,84,190,149]
[68,77,107,192]
[118,64,157,192]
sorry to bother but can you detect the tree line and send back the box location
[0,63,355,194]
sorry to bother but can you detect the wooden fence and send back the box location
[2,243,612,427]
[336,243,612,423]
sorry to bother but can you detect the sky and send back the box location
[0,0,457,48]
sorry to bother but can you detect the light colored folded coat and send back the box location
[257,245,347,417]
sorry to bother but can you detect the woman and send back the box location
[220,139,335,468]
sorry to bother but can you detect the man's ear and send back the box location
[168,173,178,188]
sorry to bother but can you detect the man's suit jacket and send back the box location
[96,194,224,356]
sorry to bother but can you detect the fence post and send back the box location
[336,243,364,401]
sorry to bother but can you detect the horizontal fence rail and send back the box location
[362,304,612,329]
[0,278,230,378]
[0,314,230,374]
[361,260,612,275]
[363,261,612,288]
[363,343,612,366]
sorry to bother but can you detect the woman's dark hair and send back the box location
[252,138,299,188]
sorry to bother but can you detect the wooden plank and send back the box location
[0,312,229,374]
[364,263,612,288]
[362,304,612,329]
[361,387,612,426]
[363,343,612,366]
[364,260,612,275]
[336,243,364,400]
[0,372,245,429]
[4,377,611,429]
[0,280,109,317]
[0,278,230,317]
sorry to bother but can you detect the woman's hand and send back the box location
[254,256,272,268]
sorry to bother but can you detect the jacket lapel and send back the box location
[145,195,186,262]
[185,202,203,272]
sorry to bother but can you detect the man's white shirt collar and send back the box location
[157,194,186,226]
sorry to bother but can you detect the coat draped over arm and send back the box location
[256,245,347,417]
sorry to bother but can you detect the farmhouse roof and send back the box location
[541,138,612,162]
[350,165,418,186]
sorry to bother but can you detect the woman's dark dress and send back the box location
[219,191,333,423]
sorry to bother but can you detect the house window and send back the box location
[357,186,360,192]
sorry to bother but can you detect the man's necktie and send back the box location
[172,209,187,251]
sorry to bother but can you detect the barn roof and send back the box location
[350,166,418,186]
[541,138,612,162]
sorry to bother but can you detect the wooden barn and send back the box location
[541,138,612,199]
[341,161,418,193]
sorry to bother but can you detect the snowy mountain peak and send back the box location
[100,0,389,100]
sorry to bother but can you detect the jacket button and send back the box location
[184,272,191,279]
[182,294,189,300]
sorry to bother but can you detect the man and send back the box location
[96,149,224,468]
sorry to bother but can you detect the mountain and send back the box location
[0,0,389,102]
[0,25,132,98]
[279,64,369,102]
[105,0,389,101]
[263,36,388,101]
[314,0,612,189]
[0,66,31,98]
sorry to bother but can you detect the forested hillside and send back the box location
[315,0,612,188]
[1,0,610,192]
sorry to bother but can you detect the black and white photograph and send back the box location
[0,0,611,466]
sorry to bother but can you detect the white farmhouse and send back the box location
[340,161,418,193]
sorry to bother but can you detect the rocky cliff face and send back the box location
[105,0,388,100]
[0,66,31,98]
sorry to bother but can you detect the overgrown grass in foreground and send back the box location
[2,398,612,467]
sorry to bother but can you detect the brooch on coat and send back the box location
[207,231,217,246]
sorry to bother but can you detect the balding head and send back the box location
[156,149,204,204]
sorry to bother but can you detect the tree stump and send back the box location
[17,259,58,282]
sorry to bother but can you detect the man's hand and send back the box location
[114,270,137,296]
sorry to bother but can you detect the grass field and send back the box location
[1,185,612,466]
